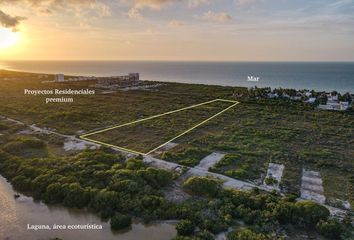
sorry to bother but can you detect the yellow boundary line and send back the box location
[80,99,239,155]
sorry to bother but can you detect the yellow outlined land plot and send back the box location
[80,99,239,155]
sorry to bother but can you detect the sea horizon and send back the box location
[1,60,353,94]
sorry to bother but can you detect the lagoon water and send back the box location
[0,61,353,93]
[0,176,176,240]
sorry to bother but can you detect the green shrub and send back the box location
[202,219,228,234]
[176,219,195,236]
[227,228,272,240]
[272,201,294,224]
[162,148,211,167]
[265,177,278,185]
[62,183,90,208]
[195,230,214,240]
[110,214,132,230]
[183,176,221,198]
[316,219,343,239]
[45,183,66,203]
[0,122,9,131]
[2,138,45,153]
[172,236,193,240]
[292,201,330,227]
[125,158,145,170]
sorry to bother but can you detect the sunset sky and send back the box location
[0,0,353,61]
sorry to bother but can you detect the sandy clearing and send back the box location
[215,227,233,240]
[263,163,284,190]
[145,155,261,191]
[16,129,33,135]
[161,142,178,151]
[63,138,98,152]
[184,167,262,191]
[300,169,326,204]
[1,116,24,125]
[196,152,225,171]
[152,142,178,155]
[147,142,178,156]
[144,155,182,171]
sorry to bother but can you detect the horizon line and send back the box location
[1,59,354,63]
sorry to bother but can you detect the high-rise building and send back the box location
[54,74,65,82]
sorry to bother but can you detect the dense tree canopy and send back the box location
[0,148,351,239]
[182,176,221,198]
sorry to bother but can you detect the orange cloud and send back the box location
[0,9,26,31]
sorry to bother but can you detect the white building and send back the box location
[318,104,334,110]
[305,97,316,103]
[327,94,338,102]
[129,73,139,81]
[339,102,349,110]
[54,74,65,82]
[282,93,290,98]
[290,96,302,101]
[267,93,278,99]
[317,101,350,111]
[305,92,312,97]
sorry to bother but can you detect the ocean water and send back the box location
[0,61,353,93]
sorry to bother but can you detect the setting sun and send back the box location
[0,28,20,49]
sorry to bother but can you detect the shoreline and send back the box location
[1,62,353,94]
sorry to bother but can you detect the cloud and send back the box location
[94,2,111,17]
[237,0,257,6]
[0,0,97,7]
[0,0,111,30]
[122,0,173,23]
[121,0,172,10]
[188,0,209,8]
[0,9,26,31]
[198,10,232,23]
[168,20,184,27]
[128,7,144,20]
[0,0,109,16]
[122,0,209,10]
[122,0,210,24]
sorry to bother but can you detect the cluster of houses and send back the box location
[317,93,350,111]
[247,87,352,111]
[54,74,99,82]
[53,73,140,87]
[97,73,140,86]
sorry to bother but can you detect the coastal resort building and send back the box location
[318,94,350,111]
[54,74,65,82]
[97,73,140,87]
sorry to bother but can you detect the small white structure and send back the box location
[327,94,338,102]
[305,97,316,103]
[267,93,278,99]
[282,93,290,98]
[54,74,65,82]
[290,96,302,101]
[196,152,225,171]
[97,73,140,86]
[318,101,350,111]
[339,101,349,110]
[305,92,312,97]
[318,104,334,110]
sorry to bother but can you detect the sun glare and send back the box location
[0,28,20,49]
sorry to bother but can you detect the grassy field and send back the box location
[0,70,234,134]
[0,69,353,209]
[84,100,237,154]
[161,101,354,206]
